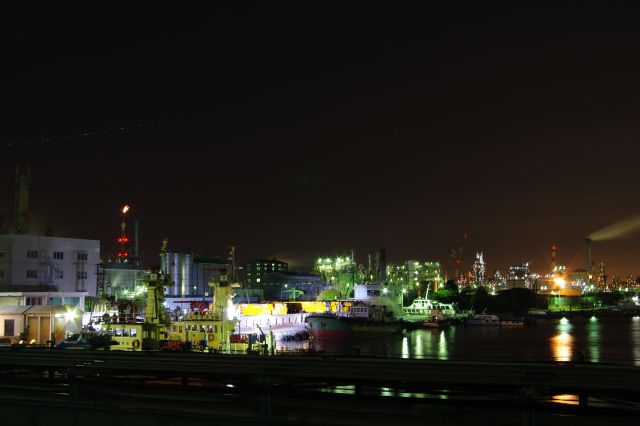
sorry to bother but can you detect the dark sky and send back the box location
[3,4,640,276]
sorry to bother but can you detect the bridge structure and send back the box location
[0,349,639,425]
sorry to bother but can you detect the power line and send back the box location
[1,123,145,148]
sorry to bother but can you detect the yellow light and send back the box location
[553,277,566,288]
[122,205,130,214]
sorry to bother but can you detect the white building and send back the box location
[0,234,100,309]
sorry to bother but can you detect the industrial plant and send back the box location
[1,165,640,345]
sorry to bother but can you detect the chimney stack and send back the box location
[377,249,387,284]
[585,238,593,282]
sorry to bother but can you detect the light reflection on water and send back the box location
[551,332,573,362]
[587,316,600,363]
[415,333,424,358]
[401,336,409,359]
[551,394,579,406]
[308,317,640,365]
[551,317,574,362]
[438,330,448,360]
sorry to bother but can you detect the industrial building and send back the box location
[161,253,230,297]
[507,263,531,289]
[0,234,95,343]
[259,271,324,301]
[244,258,288,287]
[0,166,98,342]
[0,234,100,307]
[98,262,152,301]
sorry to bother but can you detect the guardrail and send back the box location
[0,349,639,425]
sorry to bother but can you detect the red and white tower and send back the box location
[117,204,130,262]
[551,244,557,273]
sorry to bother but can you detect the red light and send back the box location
[551,245,557,251]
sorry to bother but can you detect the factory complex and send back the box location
[0,166,638,344]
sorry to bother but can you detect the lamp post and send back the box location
[49,306,55,348]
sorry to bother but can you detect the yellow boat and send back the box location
[96,240,268,353]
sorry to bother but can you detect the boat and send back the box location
[93,240,269,353]
[400,285,459,325]
[465,314,524,326]
[306,302,401,340]
[422,309,451,329]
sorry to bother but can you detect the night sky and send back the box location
[3,4,640,277]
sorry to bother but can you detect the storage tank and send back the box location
[163,252,172,276]
[182,253,193,296]
[172,252,181,296]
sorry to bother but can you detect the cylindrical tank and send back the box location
[163,252,171,276]
[183,253,193,296]
[172,252,181,296]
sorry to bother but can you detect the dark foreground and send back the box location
[1,348,639,425]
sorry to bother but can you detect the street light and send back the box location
[49,306,63,348]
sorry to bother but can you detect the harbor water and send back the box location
[279,315,640,366]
